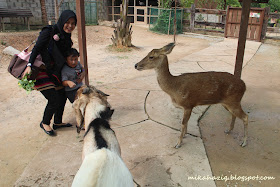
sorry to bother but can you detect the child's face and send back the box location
[66,55,78,68]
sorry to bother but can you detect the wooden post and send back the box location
[261,7,270,40]
[134,0,136,23]
[1,17,5,31]
[224,5,229,38]
[54,0,59,22]
[149,5,151,29]
[27,17,30,30]
[257,8,265,42]
[76,0,89,86]
[190,4,195,32]
[168,10,171,35]
[173,0,177,43]
[181,8,183,33]
[112,0,115,21]
[234,0,252,78]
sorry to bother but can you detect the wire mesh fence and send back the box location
[149,7,183,35]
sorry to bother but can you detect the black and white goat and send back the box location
[71,85,134,187]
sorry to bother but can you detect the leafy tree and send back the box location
[268,0,280,12]
[161,0,194,8]
[111,0,133,47]
[226,0,241,8]
[216,0,241,9]
[195,0,241,9]
[258,0,280,12]
[180,0,195,8]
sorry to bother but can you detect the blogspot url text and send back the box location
[187,175,275,182]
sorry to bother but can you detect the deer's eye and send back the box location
[149,56,154,60]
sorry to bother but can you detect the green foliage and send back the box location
[162,0,172,8]
[226,0,241,7]
[257,0,280,12]
[151,9,183,35]
[161,0,194,8]
[216,0,241,9]
[180,0,195,8]
[240,0,280,12]
[18,75,36,93]
[1,41,6,45]
[197,14,205,21]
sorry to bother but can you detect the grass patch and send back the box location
[107,45,133,53]
[117,56,128,59]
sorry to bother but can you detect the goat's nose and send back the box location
[134,64,138,69]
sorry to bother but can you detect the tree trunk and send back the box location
[40,0,48,25]
[111,0,133,47]
[55,0,65,22]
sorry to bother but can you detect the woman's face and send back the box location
[63,17,76,33]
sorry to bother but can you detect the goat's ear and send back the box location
[161,43,175,55]
[72,99,80,110]
[97,89,109,97]
[82,87,91,94]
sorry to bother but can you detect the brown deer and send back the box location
[134,43,248,148]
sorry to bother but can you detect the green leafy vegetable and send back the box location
[18,75,36,93]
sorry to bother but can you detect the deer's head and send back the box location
[135,43,175,71]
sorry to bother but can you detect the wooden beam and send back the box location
[173,0,177,43]
[183,8,226,15]
[234,0,252,78]
[76,0,89,86]
[196,8,226,15]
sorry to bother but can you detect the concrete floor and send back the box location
[12,37,266,187]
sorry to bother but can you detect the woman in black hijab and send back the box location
[22,10,77,136]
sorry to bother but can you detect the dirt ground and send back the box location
[0,25,279,186]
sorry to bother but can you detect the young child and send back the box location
[61,48,85,103]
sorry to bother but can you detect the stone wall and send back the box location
[0,0,55,28]
[97,0,109,21]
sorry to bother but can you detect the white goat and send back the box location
[135,43,248,148]
[71,85,134,187]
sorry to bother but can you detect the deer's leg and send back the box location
[224,103,248,147]
[175,108,192,149]
[222,104,236,134]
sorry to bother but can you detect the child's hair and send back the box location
[66,48,80,58]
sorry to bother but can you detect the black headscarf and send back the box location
[53,10,77,57]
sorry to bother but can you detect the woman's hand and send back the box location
[22,66,32,79]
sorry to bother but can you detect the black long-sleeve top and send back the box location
[29,26,53,68]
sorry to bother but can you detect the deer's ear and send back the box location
[161,43,175,55]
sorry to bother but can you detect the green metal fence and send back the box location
[149,7,183,35]
[61,1,99,25]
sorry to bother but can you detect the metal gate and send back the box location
[225,7,265,42]
[61,1,98,25]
